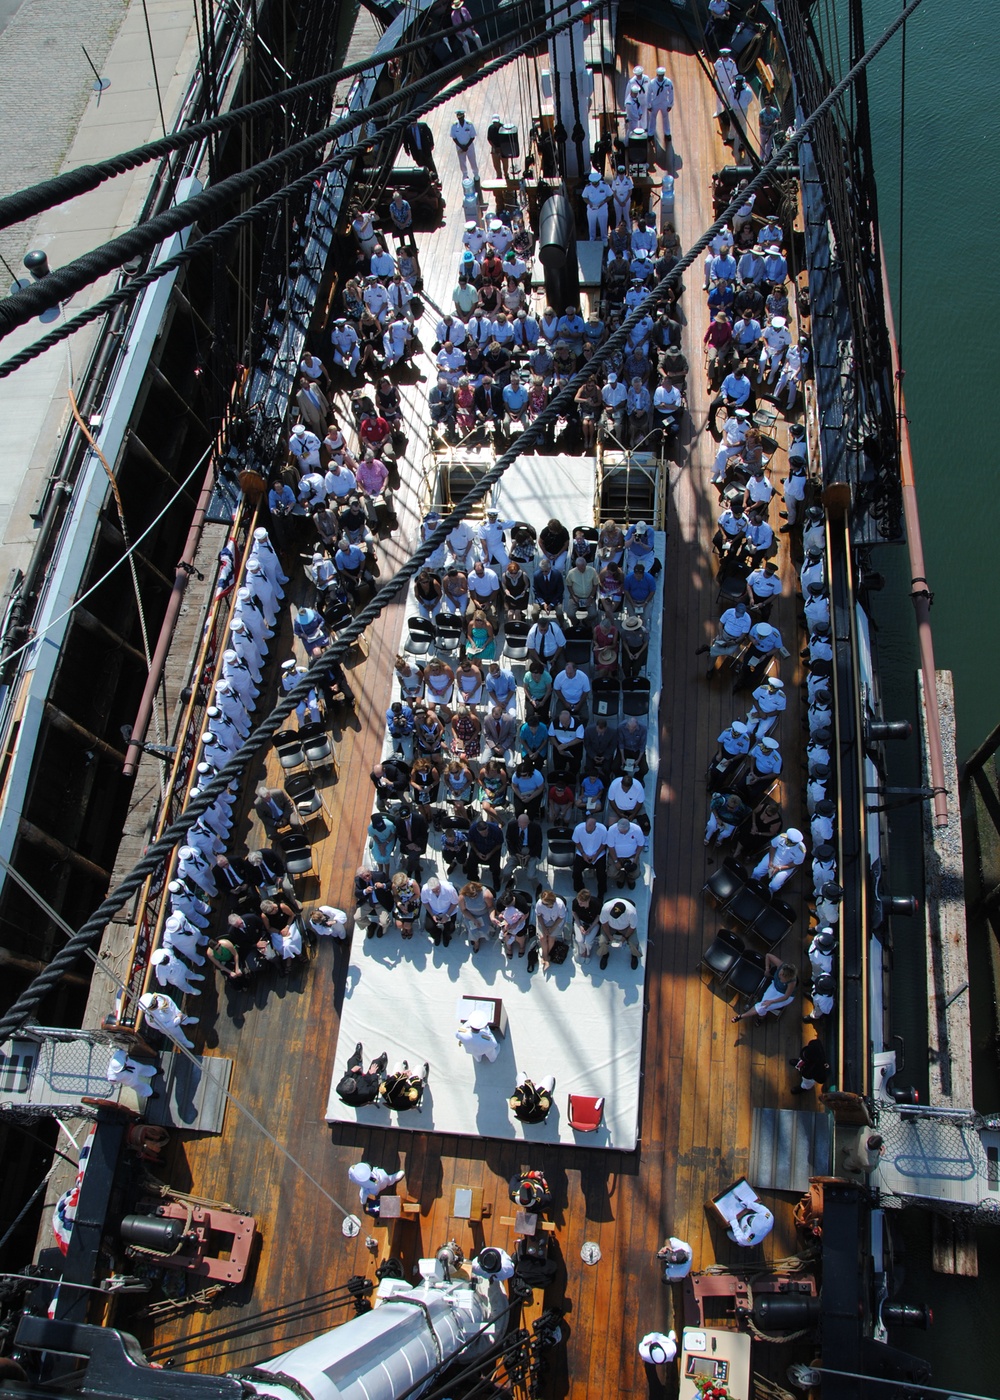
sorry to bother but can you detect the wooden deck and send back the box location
[138,26,815,1399]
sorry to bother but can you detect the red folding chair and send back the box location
[568,1094,605,1132]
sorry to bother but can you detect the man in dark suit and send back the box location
[253,786,302,833]
[394,803,429,878]
[505,812,544,877]
[402,121,437,176]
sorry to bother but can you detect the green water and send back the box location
[864,0,995,762]
[862,7,1000,1386]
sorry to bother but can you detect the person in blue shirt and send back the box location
[624,563,657,621]
[385,701,415,760]
[502,374,529,435]
[556,305,587,355]
[625,521,655,566]
[268,477,296,549]
[720,365,752,408]
[737,247,766,286]
[627,378,652,447]
[518,716,549,762]
[707,249,737,287]
[292,607,330,650]
[334,538,369,596]
[763,245,787,285]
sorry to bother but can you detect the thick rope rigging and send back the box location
[0,0,930,1046]
[0,0,580,339]
[0,0,585,380]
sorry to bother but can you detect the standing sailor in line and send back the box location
[451,110,479,180]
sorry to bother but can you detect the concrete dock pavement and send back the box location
[0,0,202,590]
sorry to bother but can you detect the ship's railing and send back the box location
[111,495,260,1027]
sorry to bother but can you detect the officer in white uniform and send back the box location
[451,111,479,179]
[707,603,752,658]
[463,220,486,257]
[455,1015,500,1061]
[139,991,198,1050]
[747,675,786,735]
[751,827,807,892]
[582,170,613,241]
[610,165,634,226]
[646,66,674,142]
[476,508,516,568]
[329,319,360,377]
[714,49,739,118]
[382,313,412,366]
[712,408,750,482]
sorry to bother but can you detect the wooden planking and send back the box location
[145,25,819,1400]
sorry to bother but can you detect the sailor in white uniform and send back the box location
[139,991,198,1050]
[624,67,649,131]
[244,558,280,624]
[728,1202,774,1246]
[176,844,216,897]
[184,817,223,860]
[214,678,251,735]
[249,526,287,586]
[348,1161,406,1205]
[205,706,241,757]
[234,586,272,648]
[221,649,259,707]
[471,1247,515,1282]
[582,170,613,241]
[713,408,750,482]
[646,67,674,142]
[106,1048,158,1100]
[610,166,633,226]
[163,912,208,963]
[229,618,264,683]
[288,423,321,470]
[150,946,205,996]
[382,312,411,366]
[167,880,211,927]
[638,1332,677,1365]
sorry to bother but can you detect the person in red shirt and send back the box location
[703,311,734,388]
[358,413,391,453]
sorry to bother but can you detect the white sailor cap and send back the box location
[292,424,306,437]
[730,721,749,736]
[760,737,780,752]
[786,827,804,843]
[588,170,600,182]
[765,676,785,689]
